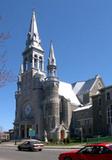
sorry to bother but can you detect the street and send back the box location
[0,146,70,160]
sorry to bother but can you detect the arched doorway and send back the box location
[60,130,65,141]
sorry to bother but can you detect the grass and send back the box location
[45,142,80,146]
[45,136,112,146]
[86,136,112,144]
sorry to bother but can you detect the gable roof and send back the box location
[59,81,81,106]
[50,122,68,133]
[72,81,85,94]
[72,76,101,97]
[77,77,96,96]
[72,76,99,103]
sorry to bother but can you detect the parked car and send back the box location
[18,139,44,151]
[58,143,112,160]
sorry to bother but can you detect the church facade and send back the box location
[14,12,105,141]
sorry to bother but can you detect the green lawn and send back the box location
[45,136,112,146]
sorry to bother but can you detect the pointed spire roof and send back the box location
[48,42,56,66]
[29,11,40,43]
[26,11,43,50]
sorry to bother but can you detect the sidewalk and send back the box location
[0,141,83,149]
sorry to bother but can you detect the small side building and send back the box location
[72,75,104,138]
[92,85,112,136]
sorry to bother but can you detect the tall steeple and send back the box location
[26,11,43,51]
[22,11,45,78]
[47,42,57,78]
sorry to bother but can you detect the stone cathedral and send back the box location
[14,12,105,141]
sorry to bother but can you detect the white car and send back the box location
[18,139,44,151]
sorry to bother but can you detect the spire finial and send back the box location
[48,41,56,66]
[47,41,57,78]
[26,11,42,49]
[32,8,35,14]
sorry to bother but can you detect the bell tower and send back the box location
[14,11,46,140]
[22,11,45,78]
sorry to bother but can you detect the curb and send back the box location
[0,144,82,149]
[0,141,83,149]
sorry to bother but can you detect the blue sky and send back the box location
[0,0,112,131]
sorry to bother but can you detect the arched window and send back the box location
[39,57,42,71]
[34,55,38,69]
[107,92,110,100]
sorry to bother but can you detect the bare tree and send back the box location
[0,32,10,42]
[0,53,13,87]
[0,17,14,87]
[0,16,10,42]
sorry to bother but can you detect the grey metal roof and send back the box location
[59,81,81,106]
[77,77,96,96]
[72,81,85,94]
